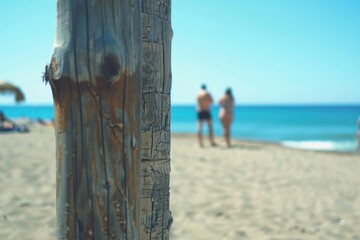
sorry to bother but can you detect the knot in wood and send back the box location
[101,54,120,80]
[102,180,110,189]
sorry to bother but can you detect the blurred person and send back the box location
[0,111,15,129]
[0,111,29,132]
[196,84,216,147]
[219,88,235,147]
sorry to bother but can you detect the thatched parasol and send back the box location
[0,80,25,103]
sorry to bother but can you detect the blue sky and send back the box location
[0,1,359,105]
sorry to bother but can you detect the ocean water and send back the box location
[173,105,360,152]
[1,104,359,152]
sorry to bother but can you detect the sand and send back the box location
[0,125,359,239]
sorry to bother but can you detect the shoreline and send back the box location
[2,104,359,154]
[172,132,359,156]
[1,120,358,154]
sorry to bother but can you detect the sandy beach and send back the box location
[1,124,359,239]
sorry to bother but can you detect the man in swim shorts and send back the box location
[196,84,216,147]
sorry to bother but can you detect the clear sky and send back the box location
[0,0,359,105]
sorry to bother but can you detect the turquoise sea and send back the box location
[1,104,359,152]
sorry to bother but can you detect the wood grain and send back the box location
[46,1,142,239]
[140,0,173,239]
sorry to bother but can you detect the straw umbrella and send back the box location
[0,80,25,103]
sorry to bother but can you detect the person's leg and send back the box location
[221,117,231,147]
[222,124,227,147]
[224,124,230,147]
[197,120,204,147]
[220,118,226,144]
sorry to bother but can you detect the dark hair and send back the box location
[225,88,234,101]
[201,84,207,90]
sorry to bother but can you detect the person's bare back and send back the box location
[197,90,213,112]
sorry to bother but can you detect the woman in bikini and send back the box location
[219,88,234,147]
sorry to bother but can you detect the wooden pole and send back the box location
[45,0,142,239]
[140,0,173,239]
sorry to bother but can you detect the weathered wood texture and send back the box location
[45,1,142,239]
[140,0,173,239]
